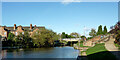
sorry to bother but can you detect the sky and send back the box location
[2,2,118,37]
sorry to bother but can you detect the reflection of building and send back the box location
[0,24,45,41]
[2,50,7,59]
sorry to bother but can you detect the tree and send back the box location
[81,35,86,38]
[61,32,66,39]
[31,29,58,47]
[81,35,86,41]
[103,26,107,34]
[115,30,120,44]
[97,25,103,35]
[70,32,80,38]
[23,31,33,48]
[89,29,96,37]
[7,32,15,41]
[7,32,15,47]
[14,32,24,47]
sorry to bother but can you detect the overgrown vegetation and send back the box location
[88,25,108,39]
[114,42,120,50]
[61,32,80,39]
[31,29,59,47]
[2,28,59,48]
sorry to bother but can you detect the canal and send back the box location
[2,46,79,58]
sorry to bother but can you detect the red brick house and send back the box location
[0,24,45,41]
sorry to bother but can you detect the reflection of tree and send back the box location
[0,35,2,41]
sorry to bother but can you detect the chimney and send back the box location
[30,24,32,30]
[14,24,16,30]
[34,25,36,27]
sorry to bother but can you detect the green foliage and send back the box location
[103,26,107,34]
[61,32,66,39]
[31,29,58,47]
[89,29,96,37]
[81,35,86,38]
[97,25,103,35]
[86,43,116,60]
[61,32,75,38]
[7,32,15,41]
[76,41,89,47]
[86,43,107,55]
[115,30,120,43]
[87,37,93,40]
[14,32,33,48]
[70,32,80,38]
[114,43,120,50]
[3,29,60,48]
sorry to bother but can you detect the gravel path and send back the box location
[105,36,120,60]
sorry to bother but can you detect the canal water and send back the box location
[2,46,79,58]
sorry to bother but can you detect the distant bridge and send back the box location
[61,38,81,42]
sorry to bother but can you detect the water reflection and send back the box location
[2,46,79,58]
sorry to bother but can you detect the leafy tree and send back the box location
[7,32,15,47]
[23,31,33,48]
[81,35,86,38]
[115,30,120,44]
[81,35,86,41]
[103,26,107,34]
[97,25,103,35]
[31,29,58,47]
[89,29,96,37]
[61,32,76,38]
[14,32,24,47]
[70,32,80,38]
[61,32,66,39]
[7,32,15,41]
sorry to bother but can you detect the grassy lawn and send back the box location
[86,43,117,60]
[86,43,107,55]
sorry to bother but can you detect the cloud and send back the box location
[61,0,81,5]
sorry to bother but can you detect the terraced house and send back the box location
[0,24,45,41]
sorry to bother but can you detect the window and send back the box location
[22,32,24,35]
[15,32,17,36]
[4,32,6,35]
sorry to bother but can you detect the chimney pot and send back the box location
[34,25,36,27]
[14,24,16,30]
[30,24,32,30]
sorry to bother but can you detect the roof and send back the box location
[2,26,45,32]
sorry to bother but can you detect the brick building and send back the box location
[0,24,45,41]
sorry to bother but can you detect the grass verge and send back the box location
[86,43,117,60]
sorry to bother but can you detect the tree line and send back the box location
[2,25,108,48]
[2,28,59,48]
[89,25,108,37]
